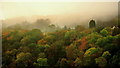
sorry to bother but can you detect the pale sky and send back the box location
[0,1,118,26]
[0,2,118,19]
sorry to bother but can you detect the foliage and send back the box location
[84,47,102,57]
[57,58,69,67]
[95,35,117,47]
[102,51,111,58]
[100,29,109,37]
[66,44,78,60]
[64,30,78,45]
[95,57,107,67]
[87,32,102,45]
[74,58,83,67]
[79,37,88,50]
[2,23,120,68]
[15,52,32,68]
[34,58,48,67]
[45,41,66,66]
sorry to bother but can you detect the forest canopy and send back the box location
[2,17,120,68]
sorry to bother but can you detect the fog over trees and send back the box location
[1,2,120,68]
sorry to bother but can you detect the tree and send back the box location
[102,51,111,58]
[2,49,18,68]
[43,30,66,45]
[95,35,119,54]
[104,27,112,35]
[37,39,47,45]
[43,34,56,45]
[66,44,78,60]
[37,44,50,52]
[94,27,104,33]
[83,56,96,67]
[89,20,96,28]
[75,25,85,32]
[95,35,116,47]
[34,58,48,67]
[45,41,66,66]
[21,29,43,45]
[110,51,120,67]
[87,32,102,45]
[95,57,107,67]
[64,30,78,45]
[31,44,49,57]
[15,52,32,68]
[57,58,69,68]
[100,29,109,37]
[65,44,81,67]
[63,25,68,30]
[34,19,51,30]
[84,47,102,58]
[47,24,57,32]
[38,53,46,58]
[74,57,83,67]
[112,27,120,36]
[79,37,88,50]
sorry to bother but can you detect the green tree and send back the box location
[95,57,107,67]
[87,32,102,45]
[45,41,66,66]
[15,52,32,68]
[109,50,120,67]
[34,58,48,67]
[64,30,78,45]
[74,57,83,67]
[95,35,116,47]
[102,51,111,58]
[84,47,102,58]
[21,29,43,45]
[31,44,49,57]
[95,35,119,54]
[100,29,109,37]
[38,53,46,58]
[37,44,50,52]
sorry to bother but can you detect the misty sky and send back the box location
[0,2,118,26]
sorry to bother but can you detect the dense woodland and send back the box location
[2,18,120,68]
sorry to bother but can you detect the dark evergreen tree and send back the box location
[89,20,96,28]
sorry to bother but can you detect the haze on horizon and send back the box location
[0,2,118,27]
